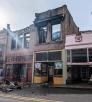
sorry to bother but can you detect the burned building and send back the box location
[0,29,8,80]
[33,5,79,86]
[6,24,36,82]
[1,5,81,86]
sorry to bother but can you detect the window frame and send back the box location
[38,26,47,44]
[51,24,61,41]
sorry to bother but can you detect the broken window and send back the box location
[52,24,61,41]
[17,34,24,49]
[39,26,47,44]
[11,38,16,50]
[24,33,30,48]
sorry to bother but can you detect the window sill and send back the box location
[35,40,63,46]
[54,75,63,77]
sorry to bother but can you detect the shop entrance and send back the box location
[41,62,54,84]
[47,63,54,84]
[67,65,92,83]
[35,61,63,85]
[13,64,23,81]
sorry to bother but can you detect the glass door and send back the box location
[80,67,90,82]
[48,66,54,84]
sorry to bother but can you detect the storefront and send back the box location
[65,33,92,84]
[6,54,32,82]
[33,50,66,86]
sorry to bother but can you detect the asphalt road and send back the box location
[0,97,26,102]
[9,88,92,102]
[0,94,61,102]
[1,87,92,102]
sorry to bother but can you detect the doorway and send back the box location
[67,65,91,83]
[48,66,54,84]
[41,62,54,84]
[13,64,23,81]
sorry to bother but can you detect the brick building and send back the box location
[0,27,9,80]
[33,5,79,86]
[5,24,36,82]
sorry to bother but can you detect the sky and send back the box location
[0,0,92,31]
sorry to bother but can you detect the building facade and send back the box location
[0,5,81,86]
[65,31,92,84]
[0,29,8,80]
[6,24,36,82]
[33,5,79,86]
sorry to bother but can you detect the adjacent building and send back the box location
[5,24,36,82]
[65,31,92,84]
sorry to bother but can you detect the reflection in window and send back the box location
[54,62,63,76]
[39,26,47,44]
[34,63,41,76]
[52,24,61,41]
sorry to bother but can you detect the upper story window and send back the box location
[24,33,30,48]
[11,33,30,50]
[88,48,92,62]
[52,24,61,41]
[67,50,71,62]
[17,34,24,49]
[72,49,87,63]
[39,26,47,44]
[0,45,4,56]
[11,38,16,50]
[0,51,2,57]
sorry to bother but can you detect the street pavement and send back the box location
[0,97,26,102]
[0,86,92,102]
[0,93,62,102]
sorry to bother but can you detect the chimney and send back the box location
[7,24,10,30]
[77,27,81,36]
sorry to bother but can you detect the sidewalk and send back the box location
[6,84,92,97]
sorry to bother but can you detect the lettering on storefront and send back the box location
[75,35,82,42]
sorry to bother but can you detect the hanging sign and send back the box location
[55,62,63,69]
[35,63,41,70]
